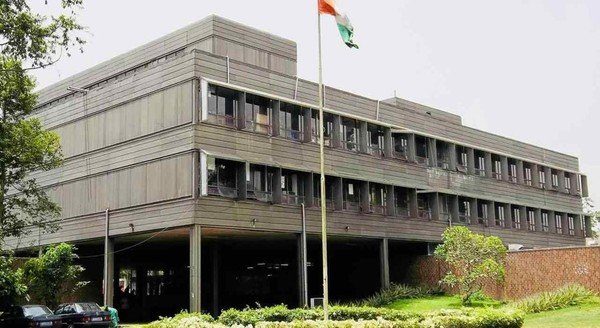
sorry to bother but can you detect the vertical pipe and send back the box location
[103,208,110,306]
[300,204,309,307]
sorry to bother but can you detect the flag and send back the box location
[318,0,359,49]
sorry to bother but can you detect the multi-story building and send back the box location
[11,16,592,321]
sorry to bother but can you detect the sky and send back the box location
[30,0,600,207]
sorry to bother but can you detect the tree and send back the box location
[22,243,87,309]
[434,226,507,305]
[0,0,85,247]
[0,253,26,310]
[583,197,599,238]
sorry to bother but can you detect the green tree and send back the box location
[0,0,85,247]
[0,253,26,310]
[583,197,599,238]
[22,243,87,309]
[434,226,507,305]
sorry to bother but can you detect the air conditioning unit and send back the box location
[310,297,324,308]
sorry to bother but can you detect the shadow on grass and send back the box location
[387,295,503,313]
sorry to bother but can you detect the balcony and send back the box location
[370,204,386,215]
[281,193,305,206]
[415,155,428,165]
[456,163,468,174]
[367,145,384,157]
[393,147,408,160]
[341,140,359,152]
[492,172,502,180]
[437,160,450,170]
[313,197,335,210]
[395,207,410,218]
[208,113,236,128]
[280,128,303,142]
[508,175,518,183]
[208,185,238,198]
[475,168,486,177]
[343,201,360,212]
[247,190,272,203]
[458,213,471,224]
[417,209,432,220]
[246,121,272,135]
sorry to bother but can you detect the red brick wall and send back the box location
[407,246,600,300]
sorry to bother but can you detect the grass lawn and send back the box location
[388,295,503,312]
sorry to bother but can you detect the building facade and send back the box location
[11,16,592,321]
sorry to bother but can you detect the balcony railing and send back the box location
[456,164,468,174]
[370,204,386,215]
[437,160,450,170]
[524,178,532,186]
[208,113,236,127]
[478,217,489,226]
[475,168,486,177]
[396,207,410,218]
[245,121,272,135]
[492,172,502,180]
[512,220,521,229]
[341,140,358,152]
[313,197,335,209]
[208,185,238,198]
[417,209,432,220]
[280,128,304,142]
[367,145,384,157]
[343,201,360,212]
[247,190,272,203]
[458,213,471,224]
[393,148,408,160]
[415,155,428,165]
[281,193,305,206]
[508,175,518,183]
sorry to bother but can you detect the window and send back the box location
[340,117,359,152]
[459,200,471,223]
[565,175,571,191]
[393,134,409,159]
[394,188,410,217]
[496,205,505,227]
[568,216,575,236]
[439,194,451,221]
[555,214,563,234]
[436,141,450,169]
[369,183,386,214]
[493,158,502,180]
[527,210,536,231]
[281,170,305,205]
[478,202,489,225]
[207,85,238,127]
[312,112,335,145]
[247,164,273,202]
[551,172,559,189]
[456,146,468,173]
[541,212,549,232]
[509,163,518,183]
[539,169,546,188]
[343,179,361,211]
[476,154,486,177]
[207,158,238,198]
[245,94,272,134]
[417,194,432,219]
[313,175,334,209]
[279,103,304,141]
[367,124,385,157]
[512,207,521,229]
[581,216,587,237]
[524,166,533,186]
[415,136,429,165]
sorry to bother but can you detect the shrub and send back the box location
[145,311,216,328]
[511,284,596,314]
[356,284,442,307]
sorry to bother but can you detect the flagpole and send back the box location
[317,8,330,321]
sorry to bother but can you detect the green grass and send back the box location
[522,297,600,328]
[388,294,503,312]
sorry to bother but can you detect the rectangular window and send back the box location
[512,208,521,229]
[524,167,532,186]
[555,214,563,234]
[478,203,489,225]
[539,170,546,188]
[343,180,360,211]
[565,176,571,191]
[477,156,486,177]
[367,124,385,157]
[581,216,587,237]
[394,135,409,159]
[542,212,549,232]
[493,160,502,180]
[245,94,272,134]
[551,173,559,188]
[568,216,575,236]
[527,210,536,231]
[340,117,359,152]
[496,205,505,227]
[206,158,238,198]
[509,164,518,183]
[281,170,305,205]
[207,85,238,127]
[247,164,273,202]
[279,103,304,141]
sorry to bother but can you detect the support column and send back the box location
[488,201,496,226]
[548,210,556,233]
[534,208,543,232]
[409,189,418,218]
[189,225,202,313]
[271,100,281,137]
[104,238,114,307]
[407,134,416,162]
[558,170,566,193]
[531,164,540,188]
[297,234,308,307]
[520,206,528,230]
[516,160,524,185]
[304,172,314,207]
[272,167,282,204]
[236,92,246,130]
[448,143,457,171]
[360,181,370,213]
[383,128,393,158]
[581,175,589,197]
[569,173,579,195]
[469,199,478,225]
[380,238,390,290]
[545,167,553,190]
[585,216,593,237]
[504,203,512,228]
[431,193,440,221]
[574,214,583,237]
[484,153,493,178]
[212,244,219,316]
[359,121,369,154]
[332,115,341,148]
[236,162,248,200]
[467,148,476,175]
[303,108,313,143]
[428,138,438,167]
[386,185,395,216]
[562,213,569,235]
[501,156,509,182]
[333,177,343,211]
[451,195,460,223]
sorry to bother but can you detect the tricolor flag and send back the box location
[318,0,359,49]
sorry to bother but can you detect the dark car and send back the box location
[54,303,111,327]
[0,305,62,328]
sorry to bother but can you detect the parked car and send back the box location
[0,305,62,328]
[54,303,111,327]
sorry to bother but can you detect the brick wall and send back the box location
[407,246,600,300]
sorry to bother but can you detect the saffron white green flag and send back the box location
[319,0,359,49]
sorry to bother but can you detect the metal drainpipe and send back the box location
[103,208,110,306]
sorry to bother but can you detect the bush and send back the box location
[511,284,596,314]
[145,311,216,328]
[355,284,442,307]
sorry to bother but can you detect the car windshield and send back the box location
[75,303,101,313]
[23,306,52,317]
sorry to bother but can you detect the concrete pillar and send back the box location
[501,156,509,182]
[519,206,527,230]
[236,92,246,130]
[304,172,314,207]
[534,208,543,232]
[451,195,460,223]
[297,234,308,307]
[212,244,219,316]
[504,203,512,228]
[581,175,589,197]
[569,173,579,195]
[484,153,493,178]
[431,193,440,221]
[380,239,390,289]
[333,177,343,211]
[467,148,476,175]
[448,143,457,171]
[407,134,416,162]
[562,213,570,235]
[469,199,478,225]
[428,138,438,167]
[189,225,202,313]
[572,214,582,237]
[272,167,282,204]
[548,210,556,233]
[488,201,496,226]
[332,115,341,148]
[545,167,553,190]
[409,189,418,218]
[360,181,370,213]
[558,170,566,193]
[383,128,393,158]
[585,216,593,237]
[531,164,540,188]
[386,185,395,216]
[236,162,248,200]
[359,121,369,153]
[516,160,524,184]
[271,100,281,137]
[104,238,114,307]
[303,108,312,143]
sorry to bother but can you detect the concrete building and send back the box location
[11,16,592,321]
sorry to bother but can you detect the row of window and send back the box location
[203,156,588,237]
[205,84,585,197]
